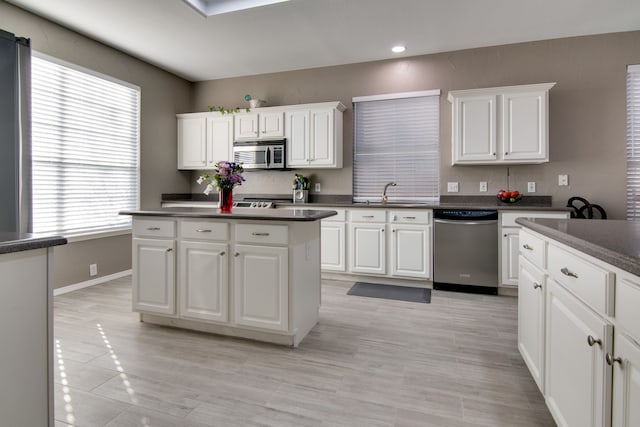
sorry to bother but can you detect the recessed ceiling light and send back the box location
[391,45,406,53]
[183,0,290,17]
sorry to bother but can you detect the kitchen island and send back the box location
[1,233,67,427]
[120,207,336,346]
[516,218,640,427]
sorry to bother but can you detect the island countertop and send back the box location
[120,207,338,222]
[516,218,640,277]
[0,232,68,255]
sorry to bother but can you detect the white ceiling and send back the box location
[7,0,640,82]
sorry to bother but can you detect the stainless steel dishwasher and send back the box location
[433,209,499,293]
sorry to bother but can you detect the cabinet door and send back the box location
[452,94,497,163]
[518,258,546,392]
[545,279,612,427]
[502,90,548,162]
[321,222,345,271]
[259,111,285,138]
[391,224,430,279]
[286,110,310,167]
[309,109,334,166]
[612,332,640,427]
[132,238,175,315]
[177,116,207,169]
[179,241,228,322]
[500,227,520,286]
[349,223,385,275]
[207,115,233,167]
[234,113,259,139]
[234,244,288,332]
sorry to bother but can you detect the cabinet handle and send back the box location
[561,267,579,278]
[587,335,602,347]
[147,227,161,231]
[522,244,533,250]
[533,282,542,290]
[219,251,226,256]
[166,248,173,253]
[234,252,239,257]
[605,353,622,366]
[403,216,416,220]
[252,232,270,236]
[363,215,375,218]
[196,229,212,233]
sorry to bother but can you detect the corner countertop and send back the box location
[516,218,640,277]
[120,207,337,222]
[0,233,68,255]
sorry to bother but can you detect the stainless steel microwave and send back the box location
[232,139,286,170]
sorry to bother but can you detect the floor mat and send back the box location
[347,282,431,303]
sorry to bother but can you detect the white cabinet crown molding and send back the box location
[447,82,556,103]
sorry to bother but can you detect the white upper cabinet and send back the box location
[177,113,233,169]
[449,83,555,165]
[234,111,284,140]
[286,102,345,169]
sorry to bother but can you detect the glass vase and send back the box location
[219,188,233,213]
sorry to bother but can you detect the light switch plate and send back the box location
[558,174,569,186]
[527,182,536,192]
[315,183,321,192]
[479,181,488,192]
[447,182,459,193]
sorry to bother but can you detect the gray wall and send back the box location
[192,31,640,219]
[0,1,193,288]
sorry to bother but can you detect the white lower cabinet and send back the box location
[501,227,520,286]
[545,278,612,427]
[321,222,346,271]
[611,331,640,427]
[517,257,546,392]
[391,224,430,279]
[179,241,228,322]
[233,244,288,332]
[349,221,386,275]
[132,237,176,315]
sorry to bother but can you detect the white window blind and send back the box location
[353,91,440,203]
[31,54,140,235]
[628,64,640,219]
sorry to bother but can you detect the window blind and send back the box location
[353,91,440,203]
[628,64,640,219]
[31,54,140,235]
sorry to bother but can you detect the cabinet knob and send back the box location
[533,282,542,290]
[166,248,173,253]
[381,229,385,232]
[505,152,509,156]
[605,353,622,366]
[522,244,533,250]
[493,152,496,156]
[219,251,226,256]
[234,252,239,257]
[587,335,602,347]
[503,233,507,237]
[561,267,579,278]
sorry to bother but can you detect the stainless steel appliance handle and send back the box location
[266,146,271,165]
[434,219,498,226]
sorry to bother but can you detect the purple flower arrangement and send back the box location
[197,161,245,194]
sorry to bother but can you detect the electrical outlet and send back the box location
[315,183,321,192]
[479,181,488,192]
[89,263,98,276]
[447,182,459,193]
[558,174,569,186]
[527,182,536,193]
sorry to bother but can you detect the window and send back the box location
[628,64,640,219]
[31,53,140,235]
[353,90,440,203]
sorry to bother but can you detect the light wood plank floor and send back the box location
[53,277,555,427]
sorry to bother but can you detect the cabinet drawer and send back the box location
[389,210,430,224]
[133,218,176,238]
[547,244,614,316]
[519,230,545,267]
[350,209,386,222]
[236,224,288,245]
[616,278,640,342]
[501,211,568,227]
[321,209,346,222]
[181,220,229,241]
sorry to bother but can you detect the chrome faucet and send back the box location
[382,182,397,203]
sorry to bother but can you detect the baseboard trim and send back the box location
[53,270,132,296]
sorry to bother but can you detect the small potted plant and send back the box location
[197,161,245,213]
[292,173,311,204]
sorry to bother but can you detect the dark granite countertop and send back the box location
[120,207,337,222]
[516,218,640,277]
[162,193,570,212]
[0,233,68,255]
